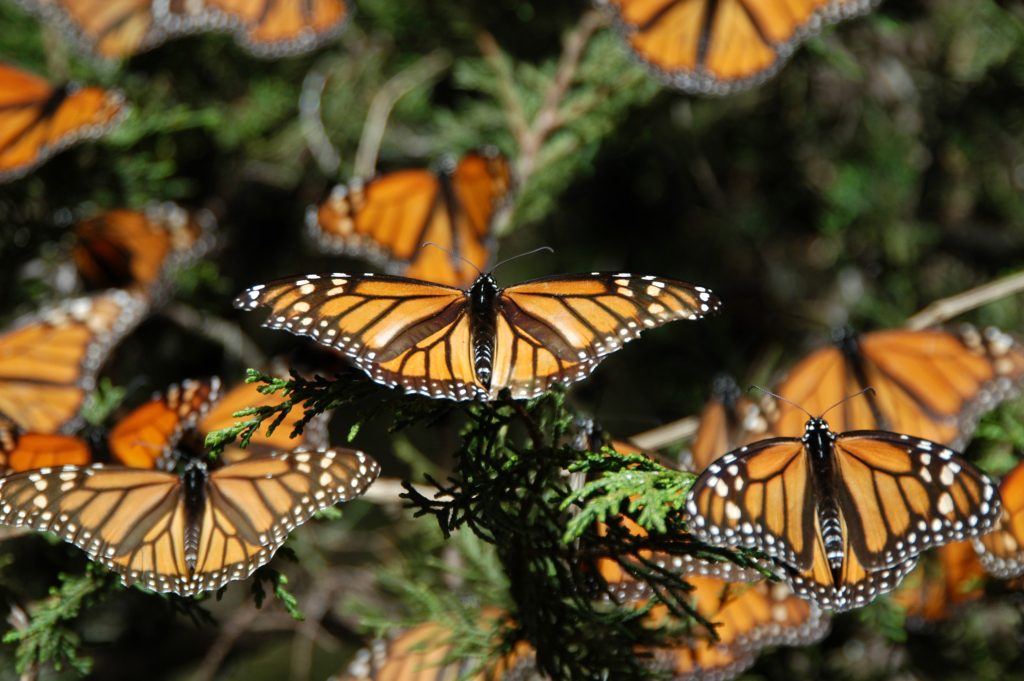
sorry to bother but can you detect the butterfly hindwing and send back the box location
[973,461,1024,579]
[0,415,93,474]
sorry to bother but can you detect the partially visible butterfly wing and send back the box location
[0,415,92,474]
[12,0,172,59]
[192,448,379,595]
[73,203,215,296]
[310,150,509,288]
[199,0,350,57]
[198,379,330,465]
[891,540,985,622]
[108,378,221,469]
[775,328,1024,449]
[686,438,816,571]
[0,63,125,182]
[0,463,191,592]
[235,273,478,399]
[492,273,719,399]
[832,431,1001,570]
[648,578,829,680]
[688,374,775,472]
[0,289,147,433]
[974,461,1024,579]
[600,0,879,95]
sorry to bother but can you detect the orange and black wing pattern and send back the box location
[686,425,1001,610]
[0,414,93,474]
[0,62,125,182]
[688,374,775,472]
[108,377,221,469]
[73,203,214,296]
[600,0,879,94]
[337,616,535,681]
[310,150,510,288]
[774,327,1024,450]
[0,447,378,595]
[890,540,985,623]
[198,0,350,57]
[235,272,719,401]
[974,461,1024,579]
[0,289,147,434]
[198,378,329,465]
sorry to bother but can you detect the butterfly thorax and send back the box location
[181,458,209,574]
[803,418,845,578]
[469,274,500,388]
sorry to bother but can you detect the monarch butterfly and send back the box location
[889,540,985,623]
[73,203,215,298]
[0,289,147,434]
[973,461,1024,579]
[688,374,774,473]
[0,62,125,182]
[599,0,880,95]
[772,327,1024,450]
[235,271,720,401]
[13,0,350,60]
[337,615,535,681]
[309,150,511,289]
[685,416,1002,610]
[0,444,378,595]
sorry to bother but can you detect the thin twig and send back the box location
[628,416,699,451]
[300,67,342,175]
[476,32,530,143]
[905,268,1024,329]
[162,303,268,368]
[361,477,433,504]
[354,50,453,178]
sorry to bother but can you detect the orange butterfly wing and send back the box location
[774,327,1024,449]
[73,203,214,295]
[0,448,379,595]
[602,0,878,94]
[199,0,349,56]
[12,0,171,58]
[689,374,774,472]
[0,415,92,474]
[891,540,985,622]
[0,62,124,181]
[108,378,221,469]
[198,379,329,465]
[0,290,147,434]
[974,461,1024,579]
[310,150,510,288]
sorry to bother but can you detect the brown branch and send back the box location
[905,268,1024,329]
[628,416,700,451]
[354,50,453,178]
[300,66,343,175]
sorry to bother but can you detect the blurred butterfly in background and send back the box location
[0,289,147,434]
[598,0,880,95]
[72,203,215,300]
[0,376,378,596]
[309,150,511,289]
[687,374,774,472]
[686,415,1002,610]
[0,62,125,183]
[772,326,1024,450]
[235,271,720,401]
[337,613,536,681]
[889,540,985,623]
[12,0,350,60]
[974,460,1024,579]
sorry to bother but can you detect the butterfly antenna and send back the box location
[419,241,483,277]
[748,385,813,420]
[489,246,555,276]
[820,387,876,421]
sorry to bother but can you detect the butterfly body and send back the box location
[181,458,207,572]
[236,271,719,401]
[686,416,1001,610]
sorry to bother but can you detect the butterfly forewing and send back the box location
[974,462,1024,579]
[0,289,147,433]
[833,432,1000,570]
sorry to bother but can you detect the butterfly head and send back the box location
[802,417,837,444]
[470,273,500,307]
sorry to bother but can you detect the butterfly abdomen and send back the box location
[182,460,208,574]
[469,275,500,389]
[805,419,845,576]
